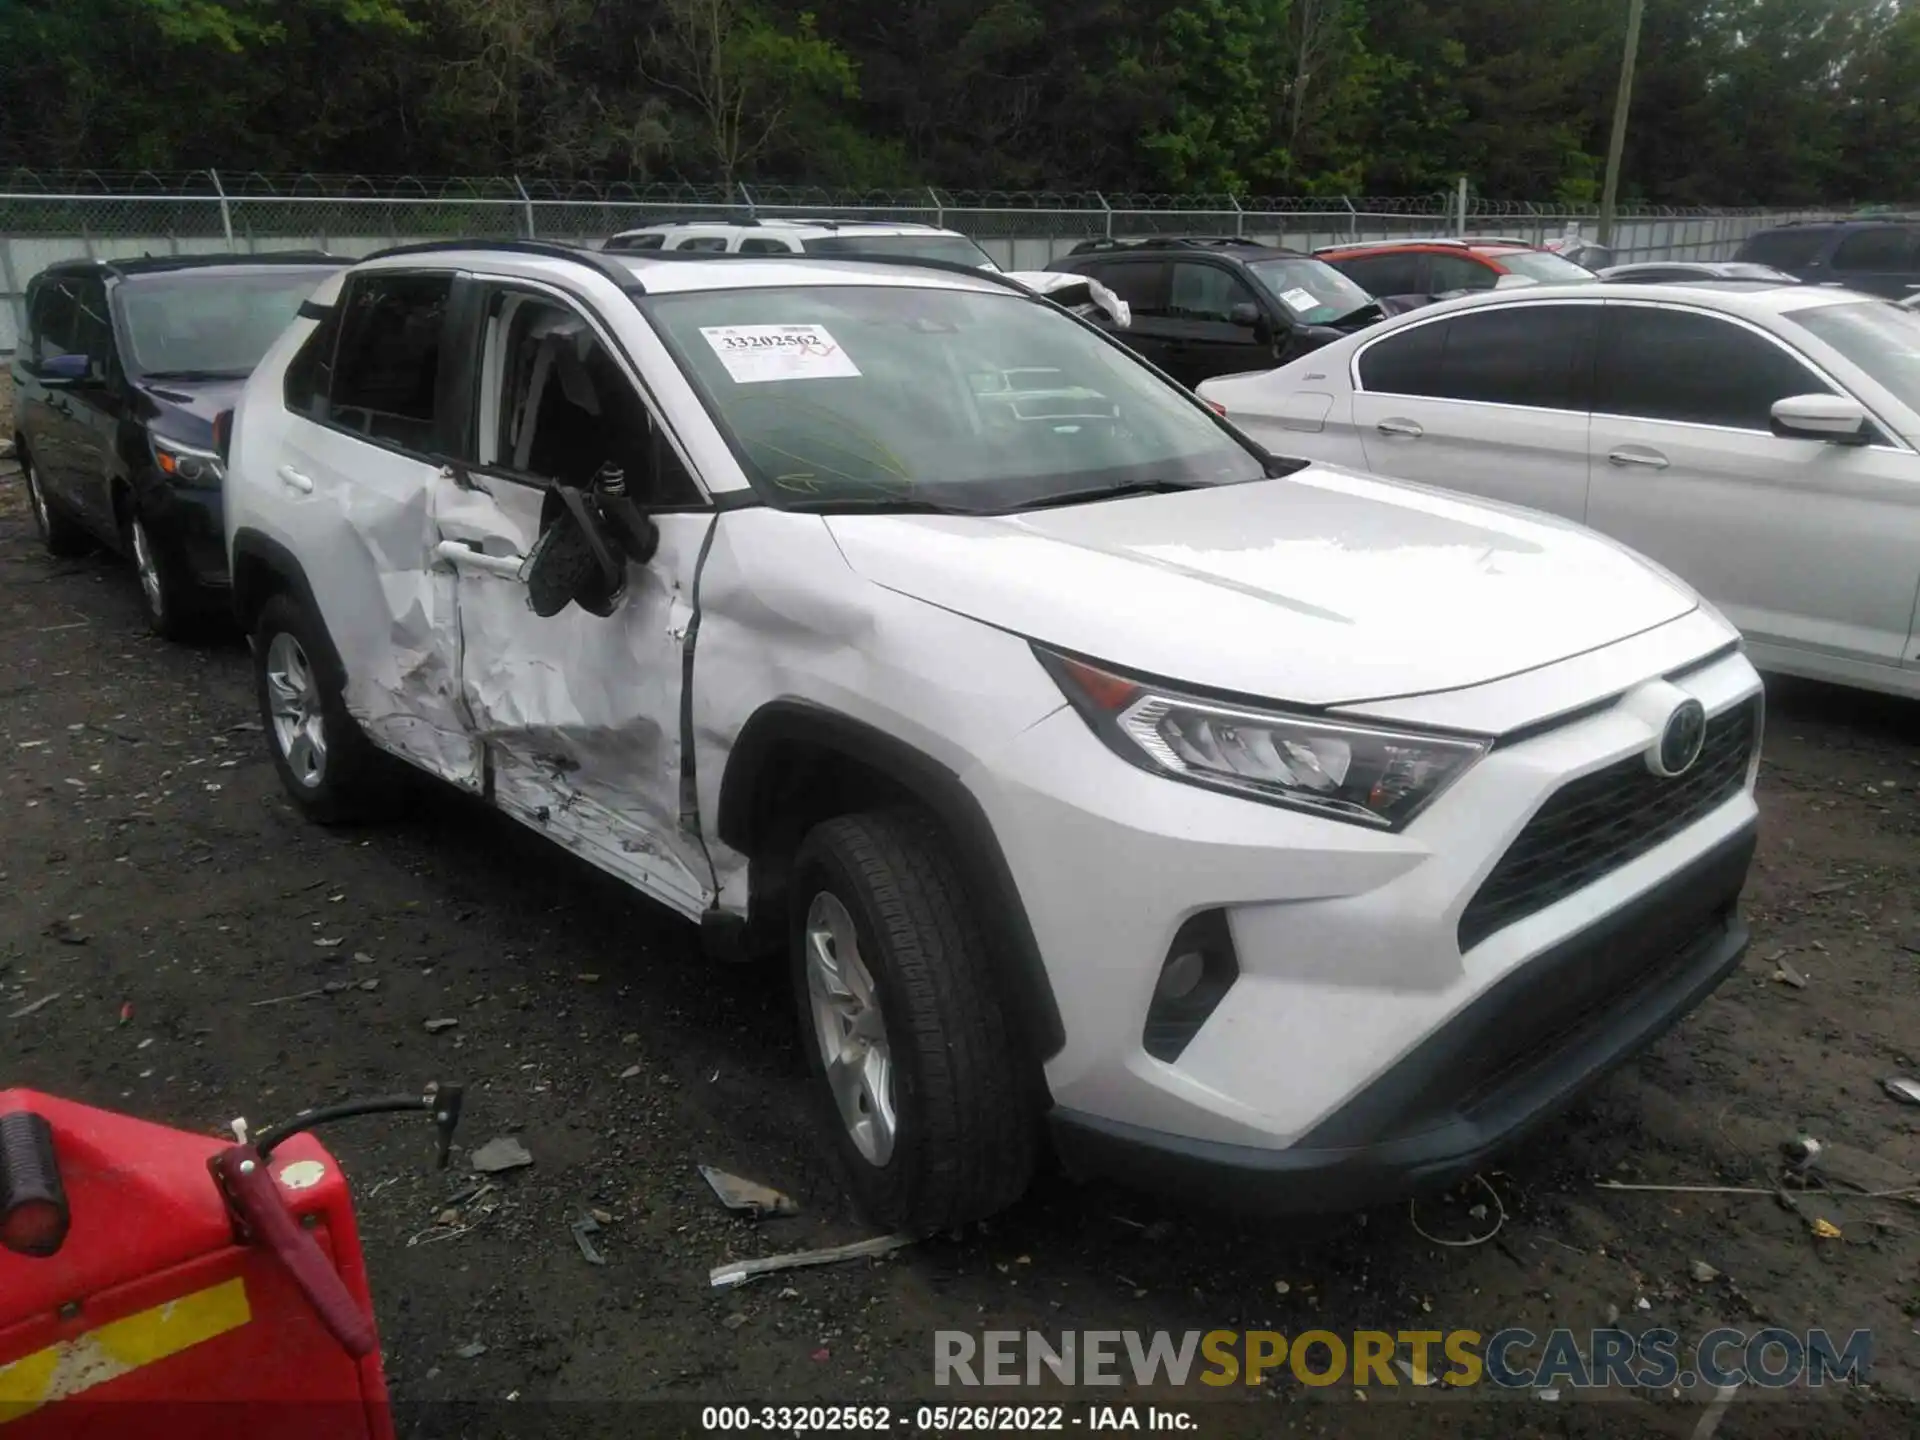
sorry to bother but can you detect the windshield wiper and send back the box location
[996,478,1201,514]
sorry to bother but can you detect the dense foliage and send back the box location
[1,0,1913,203]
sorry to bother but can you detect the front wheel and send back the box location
[790,809,1038,1230]
[253,593,385,824]
[128,512,198,640]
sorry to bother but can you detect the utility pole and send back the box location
[1596,0,1647,246]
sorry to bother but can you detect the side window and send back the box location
[28,279,79,363]
[738,237,791,255]
[69,278,114,369]
[1357,319,1447,395]
[606,234,665,252]
[283,307,342,419]
[1426,305,1596,410]
[1595,305,1833,430]
[1085,261,1169,317]
[1167,262,1259,322]
[670,235,730,253]
[1737,227,1830,269]
[1429,253,1499,294]
[1830,227,1918,274]
[1336,252,1426,297]
[480,291,703,506]
[328,273,452,451]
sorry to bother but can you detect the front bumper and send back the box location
[1049,820,1754,1213]
[138,481,229,589]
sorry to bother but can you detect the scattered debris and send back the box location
[1810,1217,1842,1240]
[701,1166,799,1219]
[1394,1355,1439,1387]
[710,1234,916,1289]
[359,979,379,992]
[1597,1180,1775,1196]
[590,1208,613,1225]
[722,1312,749,1330]
[1273,1280,1291,1296]
[424,1018,460,1034]
[1689,1260,1721,1283]
[117,1002,133,1025]
[1771,959,1808,989]
[470,1137,534,1174]
[1809,880,1850,896]
[8,992,65,1020]
[1781,1135,1824,1173]
[811,1349,830,1363]
[435,1208,461,1227]
[353,952,377,965]
[618,1064,642,1080]
[1884,1077,1920,1106]
[455,1342,489,1360]
[1409,1173,1506,1248]
[570,1213,606,1266]
[313,937,344,949]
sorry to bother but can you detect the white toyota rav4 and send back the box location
[224,241,1763,1229]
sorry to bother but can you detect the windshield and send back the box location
[642,284,1263,511]
[1495,251,1597,285]
[1782,299,1920,413]
[805,233,1000,271]
[1246,257,1376,321]
[116,267,336,377]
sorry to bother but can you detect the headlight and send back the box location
[1036,647,1487,830]
[148,432,225,485]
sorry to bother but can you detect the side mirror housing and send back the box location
[1228,301,1263,328]
[1771,393,1869,444]
[40,353,90,385]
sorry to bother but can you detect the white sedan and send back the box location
[1200,282,1920,700]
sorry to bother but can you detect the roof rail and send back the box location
[363,237,644,290]
[633,247,1035,295]
[59,250,342,277]
[1066,235,1265,256]
[1314,236,1472,254]
[612,217,761,234]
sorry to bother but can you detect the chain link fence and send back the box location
[0,170,1864,351]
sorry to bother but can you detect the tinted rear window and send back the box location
[1357,304,1595,410]
[1736,227,1831,269]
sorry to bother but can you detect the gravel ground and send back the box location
[2,390,1916,1435]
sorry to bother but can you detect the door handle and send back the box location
[433,539,526,580]
[1607,447,1669,470]
[276,465,314,494]
[1376,418,1424,438]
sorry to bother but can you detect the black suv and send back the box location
[12,253,342,636]
[1734,218,1920,299]
[1047,237,1392,387]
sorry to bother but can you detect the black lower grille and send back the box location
[1459,697,1759,951]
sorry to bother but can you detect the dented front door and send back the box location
[431,472,715,919]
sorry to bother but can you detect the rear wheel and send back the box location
[790,809,1037,1230]
[254,593,384,823]
[21,452,91,558]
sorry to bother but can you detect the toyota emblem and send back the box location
[1649,698,1708,778]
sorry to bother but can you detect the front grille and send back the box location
[1458,697,1759,952]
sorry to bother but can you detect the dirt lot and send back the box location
[2,380,1917,1436]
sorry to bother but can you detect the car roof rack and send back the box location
[1066,235,1275,256]
[1456,234,1541,248]
[612,217,762,233]
[52,250,342,278]
[363,237,645,290]
[1315,236,1468,254]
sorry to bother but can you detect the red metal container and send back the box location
[0,1089,392,1439]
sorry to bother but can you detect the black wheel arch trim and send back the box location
[717,699,1066,1061]
[229,528,349,690]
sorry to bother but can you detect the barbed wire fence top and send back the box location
[0,170,1881,350]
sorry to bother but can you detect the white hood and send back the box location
[825,466,1697,708]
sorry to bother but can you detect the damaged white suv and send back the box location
[225,240,1764,1229]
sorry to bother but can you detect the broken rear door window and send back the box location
[329,273,452,451]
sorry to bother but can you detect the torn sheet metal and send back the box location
[276,419,481,788]
[1004,272,1131,328]
[429,471,715,918]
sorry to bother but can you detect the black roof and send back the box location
[46,250,341,280]
[1064,236,1304,258]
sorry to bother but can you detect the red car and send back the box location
[1314,237,1598,302]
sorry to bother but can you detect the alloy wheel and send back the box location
[265,631,328,789]
[804,891,897,1166]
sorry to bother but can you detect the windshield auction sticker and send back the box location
[700,324,861,384]
[1279,287,1321,313]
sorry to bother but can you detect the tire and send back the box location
[21,451,92,558]
[790,809,1038,1230]
[126,510,199,640]
[253,593,384,824]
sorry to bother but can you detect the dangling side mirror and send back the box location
[519,464,662,619]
